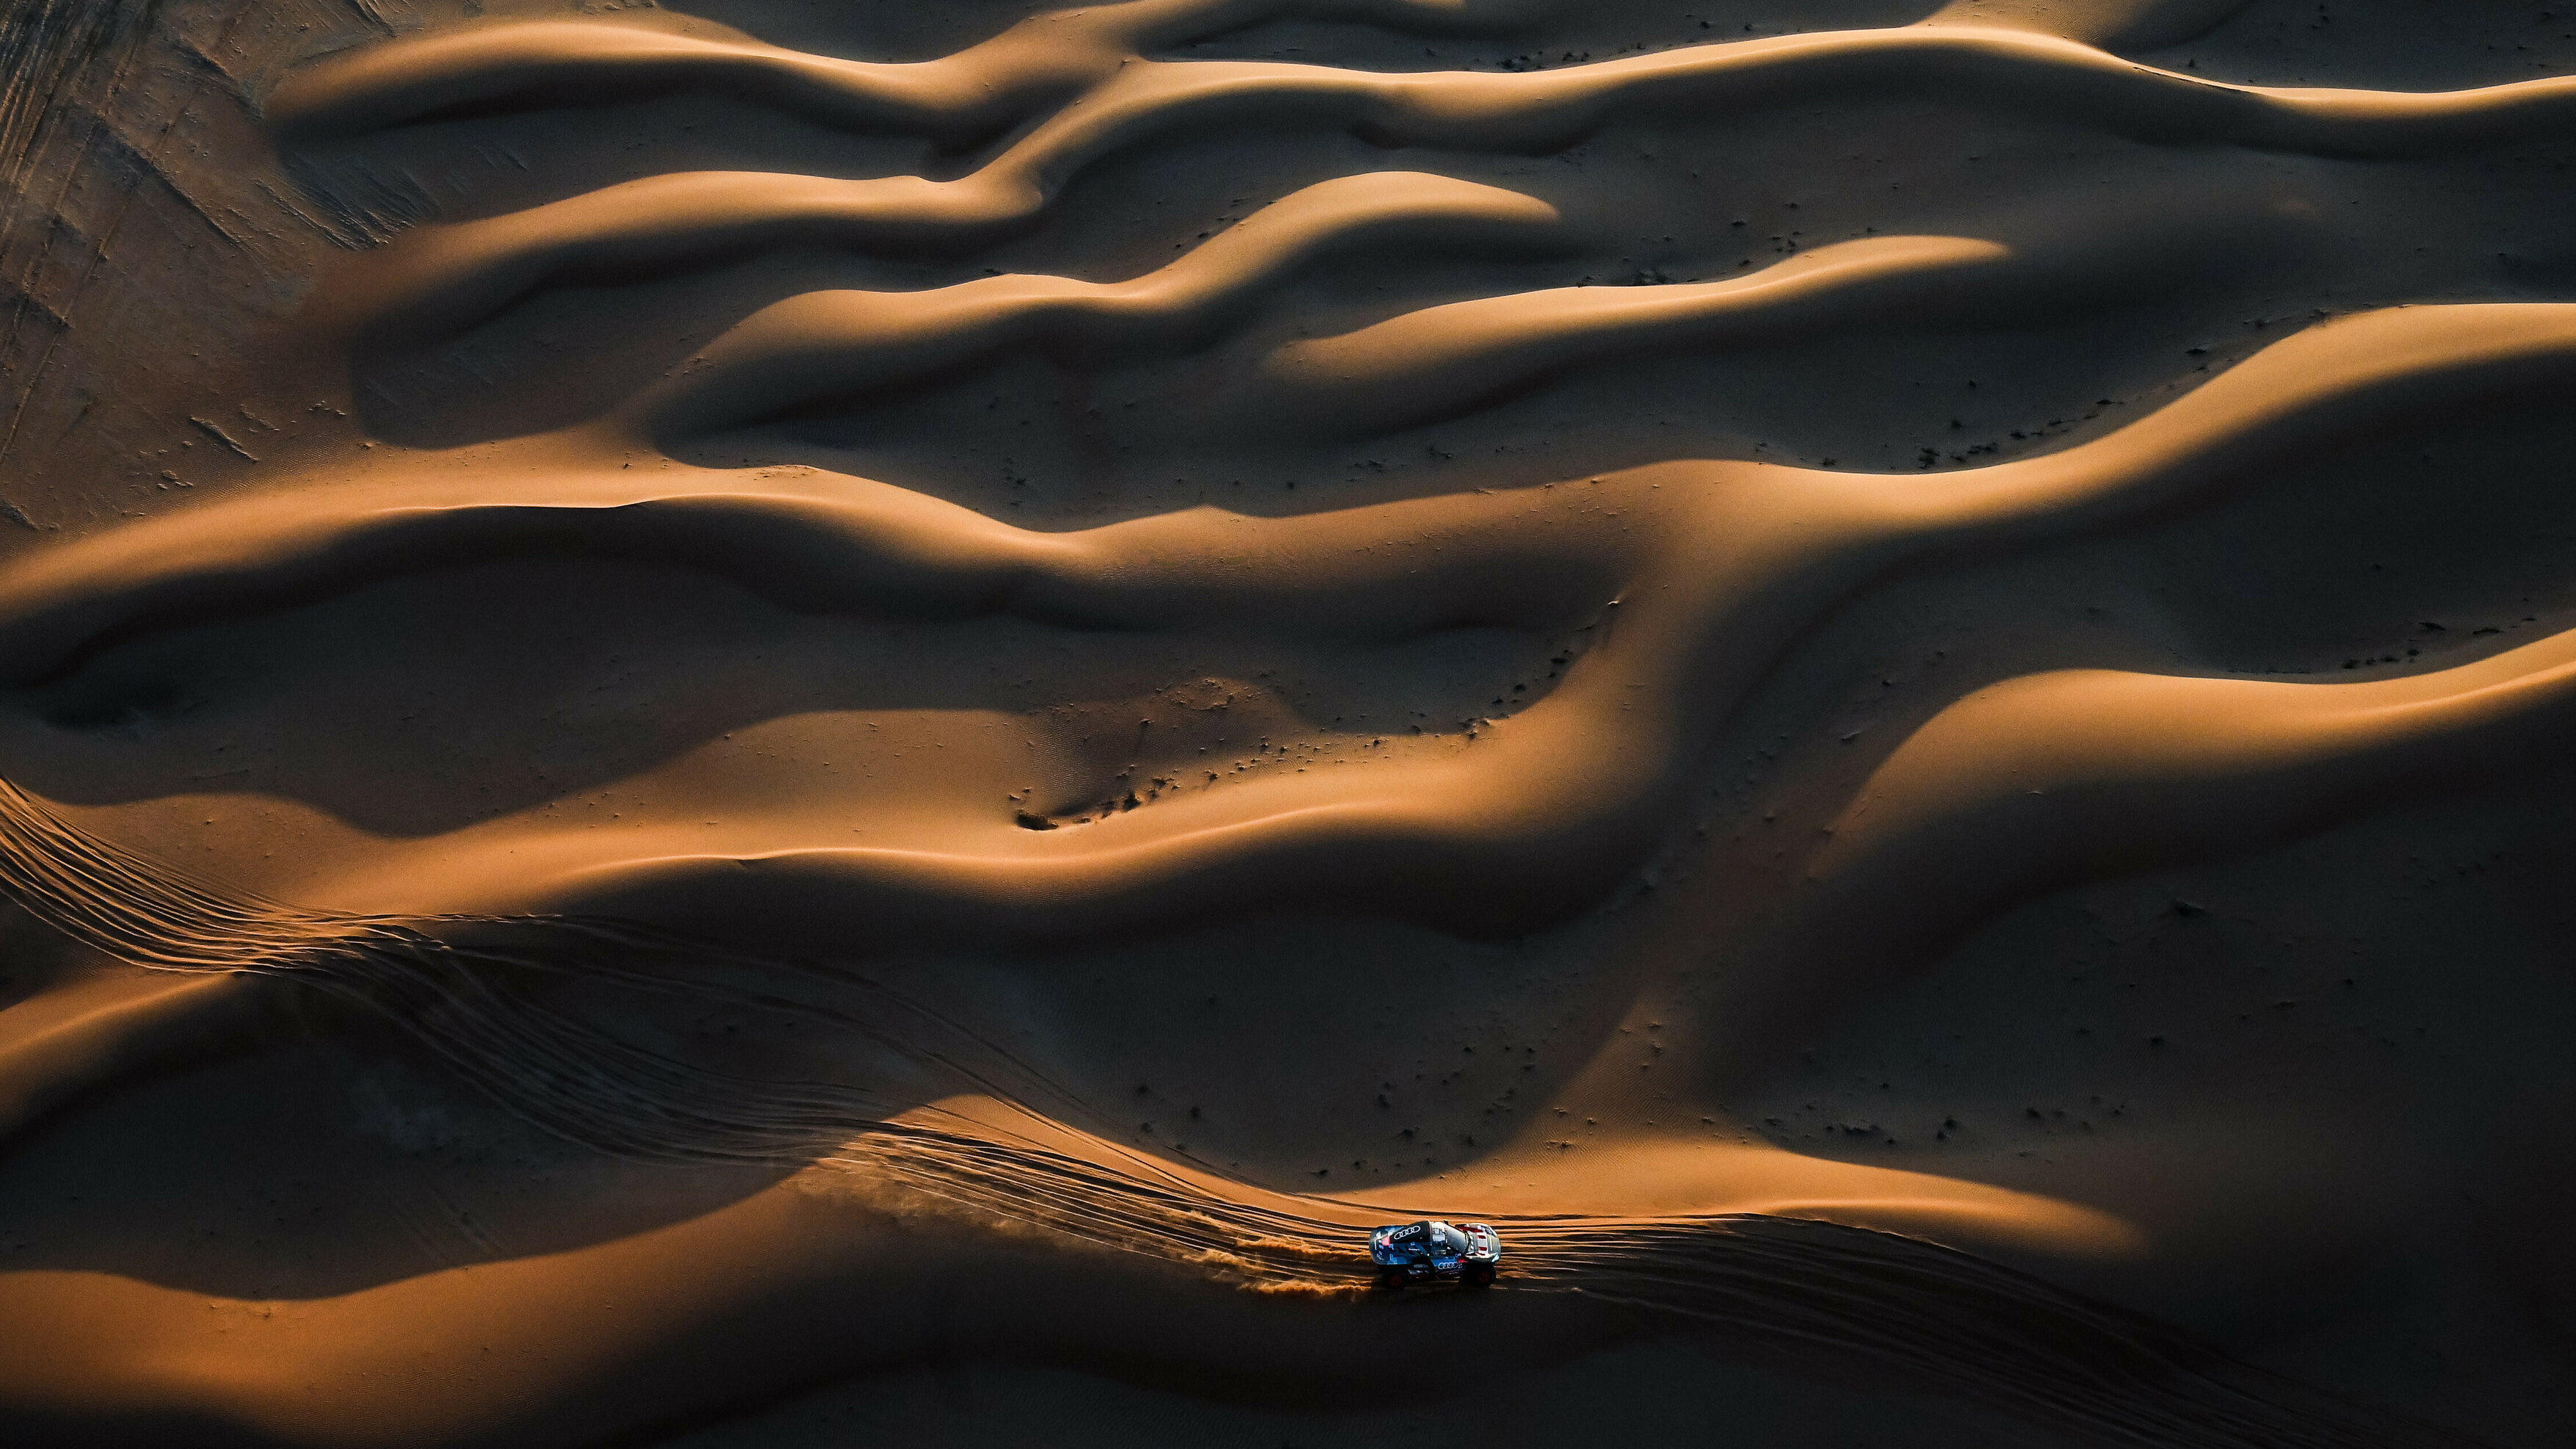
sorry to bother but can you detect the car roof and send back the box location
[1377,1220,1466,1237]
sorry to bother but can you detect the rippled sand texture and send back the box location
[4,1,2576,1446]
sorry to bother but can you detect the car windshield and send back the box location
[1429,1224,1469,1252]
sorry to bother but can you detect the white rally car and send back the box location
[1368,1218,1500,1288]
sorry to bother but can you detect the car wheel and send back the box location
[1463,1262,1495,1287]
[1375,1265,1408,1290]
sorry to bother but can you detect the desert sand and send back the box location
[1,0,2573,1444]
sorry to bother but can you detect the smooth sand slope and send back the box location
[2,1,2574,1446]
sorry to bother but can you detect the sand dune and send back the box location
[3,1,2573,1445]
[0,781,2477,1446]
[7,303,2573,953]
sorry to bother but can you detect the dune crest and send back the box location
[1922,0,2258,51]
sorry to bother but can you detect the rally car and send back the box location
[1368,1219,1500,1288]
